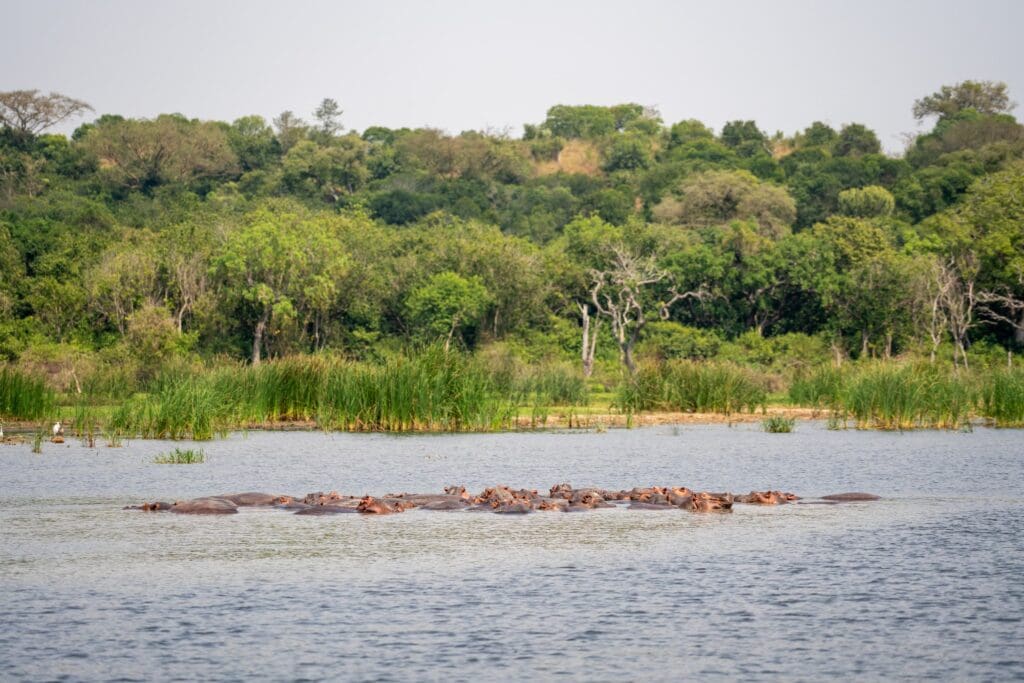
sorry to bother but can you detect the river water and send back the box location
[1,423,1022,681]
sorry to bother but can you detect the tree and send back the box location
[81,115,238,192]
[272,111,308,152]
[913,80,1015,121]
[227,115,280,171]
[405,271,491,352]
[837,186,895,218]
[834,123,881,157]
[720,120,767,157]
[213,202,349,363]
[0,90,93,139]
[652,170,796,239]
[590,245,707,374]
[313,98,343,139]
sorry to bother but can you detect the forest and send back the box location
[1,81,1023,431]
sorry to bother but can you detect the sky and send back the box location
[3,0,1023,152]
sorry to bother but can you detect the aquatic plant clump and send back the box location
[763,415,796,433]
[153,448,205,464]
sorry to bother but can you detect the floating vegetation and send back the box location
[762,415,795,433]
[153,448,205,464]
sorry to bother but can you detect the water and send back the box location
[1,423,1022,681]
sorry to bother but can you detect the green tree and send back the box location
[213,201,349,363]
[837,185,895,217]
[405,271,491,351]
[913,80,1015,121]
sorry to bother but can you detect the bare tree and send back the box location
[589,246,707,374]
[0,90,92,137]
[577,302,601,378]
[978,271,1024,348]
[935,256,978,369]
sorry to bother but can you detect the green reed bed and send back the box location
[0,367,55,420]
[979,368,1024,427]
[617,361,767,415]
[841,363,974,430]
[109,374,231,440]
[318,351,516,431]
[788,365,846,410]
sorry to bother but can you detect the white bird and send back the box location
[52,421,63,437]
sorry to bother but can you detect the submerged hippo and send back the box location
[820,492,881,502]
[170,497,238,515]
[218,492,282,506]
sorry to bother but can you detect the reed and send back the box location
[789,365,845,409]
[109,373,230,440]
[617,361,767,415]
[763,415,795,433]
[153,447,205,464]
[979,368,1024,427]
[0,367,55,420]
[841,363,973,430]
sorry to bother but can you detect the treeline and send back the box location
[0,81,1022,389]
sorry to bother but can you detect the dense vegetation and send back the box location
[1,81,1023,431]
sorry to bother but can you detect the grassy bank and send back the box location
[3,354,1024,439]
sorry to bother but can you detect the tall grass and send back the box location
[979,368,1024,427]
[0,367,55,420]
[842,363,973,430]
[617,361,767,415]
[789,365,845,409]
[109,350,519,437]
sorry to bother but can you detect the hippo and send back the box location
[303,491,344,505]
[356,496,398,515]
[820,492,881,502]
[420,499,470,511]
[493,501,533,514]
[170,498,238,515]
[536,499,568,512]
[549,483,574,499]
[294,504,360,515]
[443,486,470,500]
[124,501,174,511]
[571,490,611,508]
[218,492,281,506]
[628,501,676,510]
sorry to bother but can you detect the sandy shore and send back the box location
[1,407,825,435]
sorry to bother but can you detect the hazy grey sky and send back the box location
[4,0,1022,151]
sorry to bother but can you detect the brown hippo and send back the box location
[124,501,174,511]
[170,498,238,515]
[570,490,611,508]
[493,501,533,514]
[549,483,574,499]
[688,492,733,512]
[821,492,881,502]
[356,496,398,515]
[443,485,470,500]
[420,499,470,511]
[218,492,281,506]
[536,499,568,512]
[628,501,676,510]
[303,491,344,505]
[294,504,360,515]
